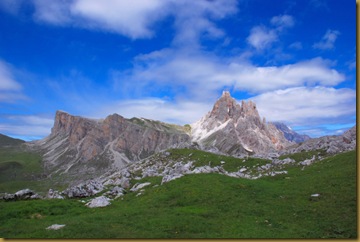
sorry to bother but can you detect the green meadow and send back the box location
[0,150,356,238]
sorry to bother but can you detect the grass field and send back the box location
[0,150,356,238]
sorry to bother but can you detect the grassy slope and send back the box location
[0,147,55,194]
[0,150,356,239]
[0,134,25,147]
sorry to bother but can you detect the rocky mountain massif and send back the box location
[28,91,296,180]
[0,91,356,206]
[26,91,355,184]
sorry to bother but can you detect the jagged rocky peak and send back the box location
[210,91,260,122]
[191,91,292,155]
[210,91,241,121]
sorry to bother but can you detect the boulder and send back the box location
[62,180,104,198]
[47,189,64,199]
[1,189,41,201]
[105,186,125,198]
[86,196,111,208]
[46,224,66,230]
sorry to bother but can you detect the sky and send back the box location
[0,0,356,141]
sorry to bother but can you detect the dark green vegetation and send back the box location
[0,134,25,147]
[128,117,189,134]
[0,134,43,193]
[0,147,51,194]
[279,149,327,162]
[0,150,356,238]
[168,148,271,173]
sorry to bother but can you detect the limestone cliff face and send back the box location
[191,91,292,155]
[37,111,190,179]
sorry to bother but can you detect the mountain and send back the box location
[29,92,355,184]
[281,125,356,155]
[32,111,190,181]
[0,133,25,147]
[191,91,292,155]
[272,122,311,143]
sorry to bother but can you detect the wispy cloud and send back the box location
[116,48,345,97]
[270,14,294,30]
[14,0,237,41]
[289,41,303,50]
[313,29,340,50]
[0,60,26,103]
[250,86,355,128]
[0,0,25,15]
[98,98,212,125]
[247,14,294,51]
[0,115,54,140]
[247,26,277,50]
[0,60,22,91]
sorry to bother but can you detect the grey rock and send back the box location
[105,186,125,198]
[46,224,66,230]
[86,196,111,208]
[47,189,64,199]
[62,180,104,198]
[161,174,184,184]
[2,189,42,201]
[130,182,151,192]
[3,193,15,200]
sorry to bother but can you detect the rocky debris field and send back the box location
[1,147,332,207]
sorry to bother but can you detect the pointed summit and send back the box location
[210,91,241,122]
[222,90,231,97]
[191,92,292,155]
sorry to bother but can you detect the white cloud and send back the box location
[250,86,355,127]
[119,48,345,96]
[313,29,340,50]
[289,41,303,50]
[33,0,72,25]
[0,61,22,91]
[0,0,25,15]
[28,0,237,41]
[0,60,25,103]
[270,14,294,30]
[170,0,237,47]
[247,14,294,51]
[247,26,277,50]
[69,0,166,38]
[0,115,54,140]
[98,98,212,125]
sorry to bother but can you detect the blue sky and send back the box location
[0,0,356,141]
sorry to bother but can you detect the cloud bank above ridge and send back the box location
[0,0,355,139]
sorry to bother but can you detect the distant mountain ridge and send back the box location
[272,122,311,143]
[0,134,25,147]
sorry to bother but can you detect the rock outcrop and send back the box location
[191,91,292,155]
[34,111,191,181]
[1,189,42,201]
